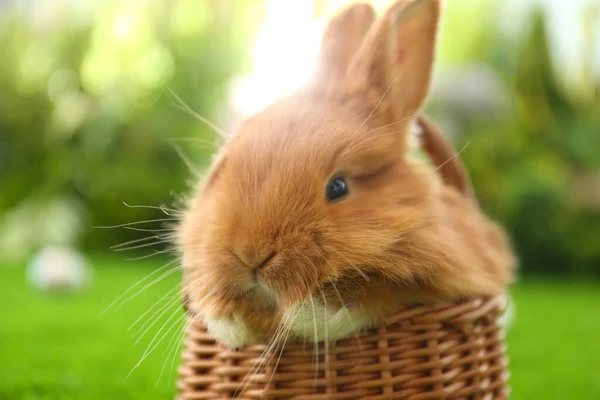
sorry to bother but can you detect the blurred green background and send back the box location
[0,0,599,399]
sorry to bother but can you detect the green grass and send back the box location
[505,280,600,399]
[0,256,183,400]
[1,257,599,399]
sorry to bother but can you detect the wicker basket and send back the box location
[176,295,509,399]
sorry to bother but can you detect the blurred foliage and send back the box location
[0,0,599,276]
[0,0,259,258]
[431,3,600,276]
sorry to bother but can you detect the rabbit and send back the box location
[177,0,516,349]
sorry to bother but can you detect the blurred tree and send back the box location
[432,4,600,276]
[0,0,254,259]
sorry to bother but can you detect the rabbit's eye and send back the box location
[326,176,348,203]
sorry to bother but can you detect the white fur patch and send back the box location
[286,300,369,342]
[499,293,515,331]
[205,316,256,349]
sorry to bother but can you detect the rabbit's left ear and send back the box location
[345,0,441,121]
[313,2,376,86]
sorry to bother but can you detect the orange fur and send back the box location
[178,0,515,347]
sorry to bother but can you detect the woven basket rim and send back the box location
[177,294,509,399]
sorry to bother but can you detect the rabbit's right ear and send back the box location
[313,2,376,86]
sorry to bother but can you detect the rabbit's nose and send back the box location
[251,252,277,280]
[232,248,277,277]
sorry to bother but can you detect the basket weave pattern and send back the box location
[177,295,508,399]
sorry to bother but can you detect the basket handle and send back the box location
[417,114,474,199]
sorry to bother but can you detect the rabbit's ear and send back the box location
[313,2,376,86]
[345,0,440,120]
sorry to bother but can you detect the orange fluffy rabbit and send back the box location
[178,0,515,349]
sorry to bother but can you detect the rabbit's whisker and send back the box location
[128,285,180,332]
[165,137,220,152]
[116,263,181,311]
[93,218,178,229]
[264,313,297,393]
[123,227,174,233]
[329,281,365,351]
[100,258,180,315]
[167,87,231,140]
[319,287,331,387]
[122,201,182,217]
[235,311,290,396]
[156,312,193,387]
[308,293,320,393]
[125,248,177,261]
[127,310,187,379]
[133,291,183,344]
[434,141,472,173]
